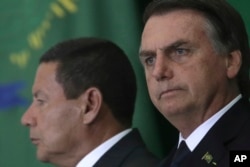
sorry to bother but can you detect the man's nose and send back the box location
[152,54,173,81]
[21,105,36,127]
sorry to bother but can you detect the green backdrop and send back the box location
[0,0,249,166]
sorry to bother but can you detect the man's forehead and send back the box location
[141,10,206,49]
[32,62,62,96]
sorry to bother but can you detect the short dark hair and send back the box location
[143,0,250,99]
[40,37,137,127]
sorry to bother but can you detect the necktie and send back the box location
[170,141,191,167]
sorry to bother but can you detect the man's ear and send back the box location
[79,87,102,125]
[226,50,242,79]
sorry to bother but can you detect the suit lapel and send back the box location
[159,98,250,167]
[158,146,177,167]
[93,129,146,167]
[185,98,250,166]
[185,135,227,166]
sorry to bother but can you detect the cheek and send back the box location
[145,79,161,109]
[183,61,221,96]
[145,75,156,94]
[41,107,81,149]
[41,118,69,148]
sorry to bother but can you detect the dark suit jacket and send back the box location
[159,98,250,167]
[93,128,159,167]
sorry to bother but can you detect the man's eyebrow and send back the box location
[33,90,47,99]
[139,40,190,57]
[139,50,156,58]
[160,40,190,53]
[33,91,40,98]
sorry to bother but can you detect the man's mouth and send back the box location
[30,138,40,145]
[159,88,181,99]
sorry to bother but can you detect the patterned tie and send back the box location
[170,141,191,167]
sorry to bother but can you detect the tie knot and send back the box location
[170,141,191,167]
[178,141,190,153]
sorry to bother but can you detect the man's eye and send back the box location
[169,48,190,63]
[145,57,155,66]
[36,99,45,106]
[176,48,188,55]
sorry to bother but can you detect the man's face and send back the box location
[140,10,230,120]
[21,62,84,162]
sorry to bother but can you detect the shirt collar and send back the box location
[76,129,132,167]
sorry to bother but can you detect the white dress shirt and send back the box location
[76,129,132,167]
[178,94,242,151]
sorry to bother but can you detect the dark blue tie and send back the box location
[170,141,191,167]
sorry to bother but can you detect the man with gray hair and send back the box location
[139,0,250,166]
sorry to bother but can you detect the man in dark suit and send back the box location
[139,0,250,166]
[21,37,159,167]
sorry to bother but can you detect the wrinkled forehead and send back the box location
[140,9,208,50]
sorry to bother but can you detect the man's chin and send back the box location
[160,106,187,118]
[36,150,50,163]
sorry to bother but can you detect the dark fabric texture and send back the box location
[93,128,160,167]
[159,98,250,167]
[170,141,191,167]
